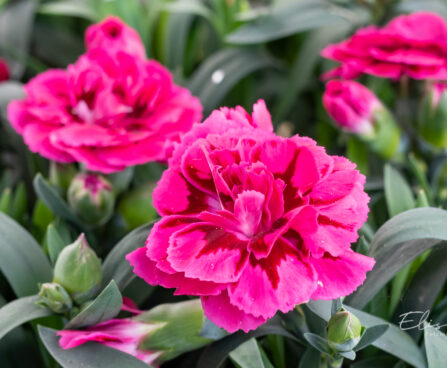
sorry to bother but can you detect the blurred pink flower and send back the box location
[0,58,9,82]
[58,319,161,365]
[323,80,381,135]
[7,19,202,173]
[85,16,146,59]
[322,12,447,80]
[127,100,374,333]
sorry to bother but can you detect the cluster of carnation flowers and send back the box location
[321,12,447,155]
[8,15,379,365]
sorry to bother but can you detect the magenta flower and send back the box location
[323,80,381,135]
[58,319,161,365]
[0,58,9,82]
[127,100,374,333]
[322,12,447,80]
[7,18,202,173]
[85,16,146,59]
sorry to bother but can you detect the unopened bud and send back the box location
[53,234,102,304]
[323,80,401,159]
[327,309,363,352]
[49,162,77,193]
[38,282,72,313]
[418,82,447,148]
[68,173,115,226]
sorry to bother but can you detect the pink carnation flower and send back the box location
[7,19,202,173]
[85,16,146,59]
[58,319,161,365]
[323,80,382,135]
[127,100,374,333]
[322,12,447,80]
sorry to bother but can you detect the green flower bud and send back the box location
[418,82,447,149]
[136,299,213,363]
[117,184,157,229]
[38,282,72,313]
[368,107,402,160]
[327,309,363,352]
[68,173,115,226]
[53,234,102,304]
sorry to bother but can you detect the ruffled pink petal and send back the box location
[228,238,316,319]
[201,291,267,333]
[127,247,226,296]
[153,169,217,216]
[310,250,375,300]
[167,223,249,283]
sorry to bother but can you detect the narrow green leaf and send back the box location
[197,317,298,368]
[298,347,321,368]
[346,208,447,309]
[307,300,426,368]
[163,0,212,20]
[10,182,27,221]
[0,0,37,78]
[354,324,389,352]
[65,281,122,329]
[393,244,447,340]
[226,1,348,44]
[0,212,52,296]
[38,326,151,368]
[187,48,278,115]
[273,23,351,121]
[303,333,332,355]
[0,188,11,214]
[229,338,265,368]
[425,323,447,368]
[395,0,447,19]
[46,224,66,265]
[0,295,52,340]
[384,164,415,218]
[102,222,154,290]
[38,0,96,21]
[33,174,81,226]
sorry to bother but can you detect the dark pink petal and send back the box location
[167,223,249,283]
[228,238,316,319]
[126,247,226,296]
[310,250,375,300]
[201,291,267,333]
[146,215,199,273]
[153,169,217,216]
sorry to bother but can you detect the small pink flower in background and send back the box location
[323,80,381,135]
[85,16,146,60]
[322,12,447,80]
[0,58,9,82]
[7,17,202,173]
[58,319,161,365]
[127,100,374,333]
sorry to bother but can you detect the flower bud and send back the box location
[53,234,102,304]
[418,82,447,148]
[323,80,401,159]
[38,282,72,313]
[68,173,115,226]
[327,309,363,352]
[58,299,212,366]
